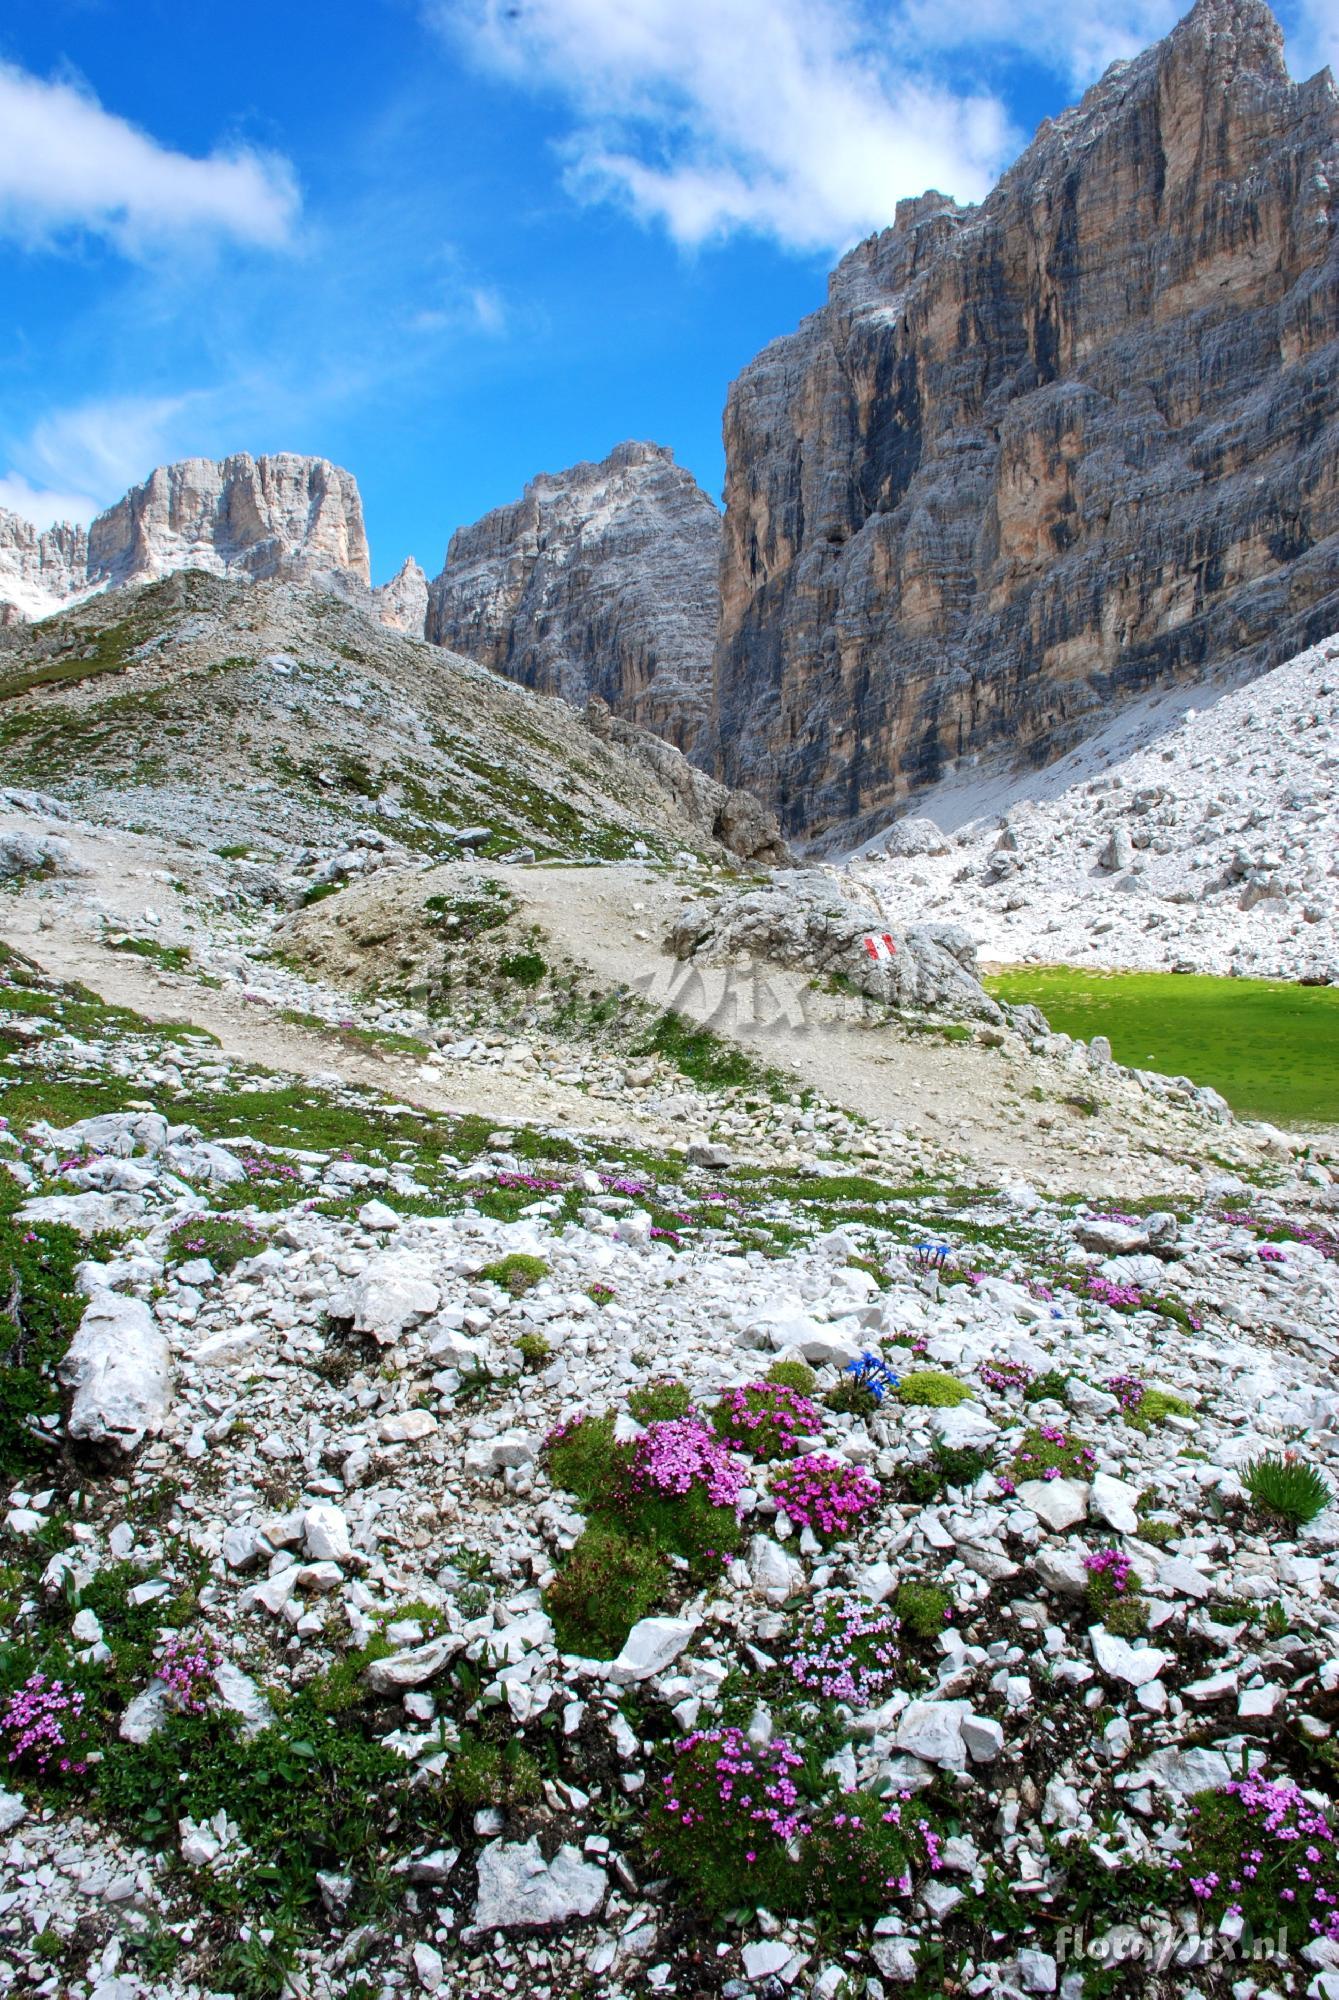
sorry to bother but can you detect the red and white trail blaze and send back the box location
[862,933,897,961]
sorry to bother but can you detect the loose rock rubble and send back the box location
[0,934,1337,2000]
[854,633,1339,984]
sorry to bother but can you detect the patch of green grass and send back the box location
[984,966,1339,1128]
[0,1180,111,1478]
[635,1011,765,1092]
[106,935,192,974]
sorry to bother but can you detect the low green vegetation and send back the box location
[897,1369,972,1408]
[984,965,1339,1127]
[476,1252,548,1297]
[1242,1452,1333,1528]
[544,1526,668,1657]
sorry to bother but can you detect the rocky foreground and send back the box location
[1,913,1338,2000]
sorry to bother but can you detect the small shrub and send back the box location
[545,1527,668,1658]
[788,1595,903,1705]
[1001,1424,1096,1491]
[448,1734,542,1811]
[1103,1594,1150,1638]
[477,1252,548,1297]
[545,1412,618,1505]
[517,1332,551,1371]
[932,1442,996,1490]
[1172,1777,1339,1949]
[897,1370,971,1408]
[1242,1454,1333,1529]
[587,1281,615,1306]
[766,1360,817,1396]
[628,1378,694,1425]
[894,1580,953,1643]
[712,1382,821,1460]
[770,1455,881,1542]
[978,1358,1033,1395]
[805,1791,938,1917]
[613,1419,746,1574]
[497,951,547,987]
[649,1727,810,1914]
[827,1352,900,1418]
[301,881,340,907]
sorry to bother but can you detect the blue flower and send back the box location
[844,1352,900,1403]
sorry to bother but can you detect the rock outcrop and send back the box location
[426,441,720,757]
[1,454,371,622]
[373,556,430,635]
[581,696,790,865]
[711,0,1339,835]
[666,870,1004,1019]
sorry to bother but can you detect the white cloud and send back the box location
[0,62,299,256]
[0,472,101,531]
[433,0,1017,252]
[1285,0,1339,80]
[0,394,190,530]
[896,0,1181,86]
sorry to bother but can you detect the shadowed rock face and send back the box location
[0,454,370,621]
[426,441,721,757]
[711,0,1339,837]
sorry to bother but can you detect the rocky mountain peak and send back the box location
[425,440,721,757]
[0,452,371,623]
[711,0,1338,835]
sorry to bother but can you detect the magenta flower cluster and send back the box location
[1106,1373,1147,1412]
[1085,1548,1135,1596]
[978,1358,1034,1394]
[1087,1276,1143,1310]
[630,1419,747,1511]
[661,1727,812,1848]
[789,1597,902,1705]
[1257,1244,1286,1265]
[241,1152,300,1183]
[714,1382,821,1458]
[156,1633,221,1714]
[770,1455,881,1539]
[0,1673,89,1776]
[1174,1778,1339,1942]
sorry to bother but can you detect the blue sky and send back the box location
[1,0,1333,583]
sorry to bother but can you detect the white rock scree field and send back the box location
[0,1,1338,1997]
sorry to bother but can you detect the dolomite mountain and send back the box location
[425,441,721,757]
[0,453,370,624]
[712,0,1339,835]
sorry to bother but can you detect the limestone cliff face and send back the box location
[1,454,370,622]
[426,441,720,757]
[0,511,89,624]
[88,454,370,594]
[712,0,1339,836]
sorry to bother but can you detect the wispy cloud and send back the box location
[0,61,300,257]
[431,0,1017,252]
[0,394,191,529]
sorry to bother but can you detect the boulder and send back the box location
[59,1293,171,1452]
[334,1254,440,1344]
[666,871,1003,1022]
[472,1838,606,1931]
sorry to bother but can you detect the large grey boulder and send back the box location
[0,829,80,879]
[59,1292,171,1452]
[472,1838,607,1931]
[667,871,1002,1021]
[330,1254,441,1345]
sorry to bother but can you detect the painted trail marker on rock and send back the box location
[863,933,898,962]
